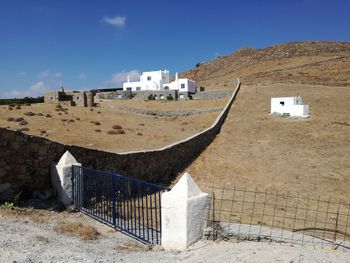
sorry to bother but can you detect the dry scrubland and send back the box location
[0,98,227,153]
[179,41,350,201]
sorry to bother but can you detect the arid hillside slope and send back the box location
[180,41,350,200]
[181,41,350,89]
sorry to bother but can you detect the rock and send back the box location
[38,145,48,156]
[32,188,56,200]
[11,141,20,151]
[0,183,11,193]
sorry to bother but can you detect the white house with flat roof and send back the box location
[122,70,196,93]
[271,96,309,117]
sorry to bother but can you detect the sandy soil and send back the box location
[0,211,349,263]
[186,83,350,201]
[0,98,225,153]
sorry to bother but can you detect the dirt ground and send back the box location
[0,98,227,153]
[186,83,350,201]
[0,210,349,263]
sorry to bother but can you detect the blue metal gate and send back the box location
[71,165,169,244]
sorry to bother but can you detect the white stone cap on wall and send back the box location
[57,150,80,167]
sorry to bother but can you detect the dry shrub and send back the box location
[107,130,118,135]
[137,132,143,136]
[45,114,52,118]
[35,235,49,243]
[90,108,94,111]
[14,117,24,122]
[75,117,80,121]
[56,104,62,109]
[40,130,47,134]
[15,106,21,110]
[19,120,28,126]
[181,122,188,125]
[118,130,125,134]
[94,121,101,125]
[107,129,125,135]
[8,107,13,110]
[115,241,151,252]
[25,103,31,106]
[68,119,75,123]
[36,113,44,116]
[112,125,122,130]
[6,117,14,122]
[58,112,62,115]
[138,123,145,126]
[24,112,36,116]
[54,222,100,240]
[61,119,68,122]
[19,127,30,132]
[97,111,101,114]
[95,129,101,132]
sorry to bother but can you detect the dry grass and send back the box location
[112,125,123,130]
[54,222,100,240]
[0,97,224,152]
[114,241,151,252]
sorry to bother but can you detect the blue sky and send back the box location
[0,0,349,98]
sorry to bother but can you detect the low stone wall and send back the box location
[113,105,223,117]
[0,79,240,201]
[192,90,233,100]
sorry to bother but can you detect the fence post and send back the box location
[112,176,117,226]
[161,172,209,250]
[50,150,81,206]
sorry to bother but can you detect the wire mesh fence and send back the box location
[205,184,350,251]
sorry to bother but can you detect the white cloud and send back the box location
[38,69,62,78]
[106,70,140,86]
[78,73,87,80]
[3,81,51,98]
[102,16,126,28]
[38,69,50,78]
[52,72,62,78]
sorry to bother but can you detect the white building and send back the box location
[271,96,309,118]
[122,70,196,93]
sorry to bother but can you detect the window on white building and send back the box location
[164,86,169,90]
[126,87,132,91]
[136,87,141,91]
[280,101,285,106]
[147,76,152,81]
[181,84,185,89]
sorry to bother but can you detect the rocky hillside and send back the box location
[181,41,350,89]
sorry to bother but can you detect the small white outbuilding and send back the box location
[271,96,309,118]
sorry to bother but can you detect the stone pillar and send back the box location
[50,151,81,206]
[161,172,209,250]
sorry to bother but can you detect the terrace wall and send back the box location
[0,79,240,201]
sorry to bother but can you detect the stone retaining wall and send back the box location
[192,90,233,100]
[0,79,240,201]
[113,105,223,117]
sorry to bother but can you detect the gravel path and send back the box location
[1,213,349,263]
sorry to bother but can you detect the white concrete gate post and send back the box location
[50,150,81,206]
[161,172,209,250]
